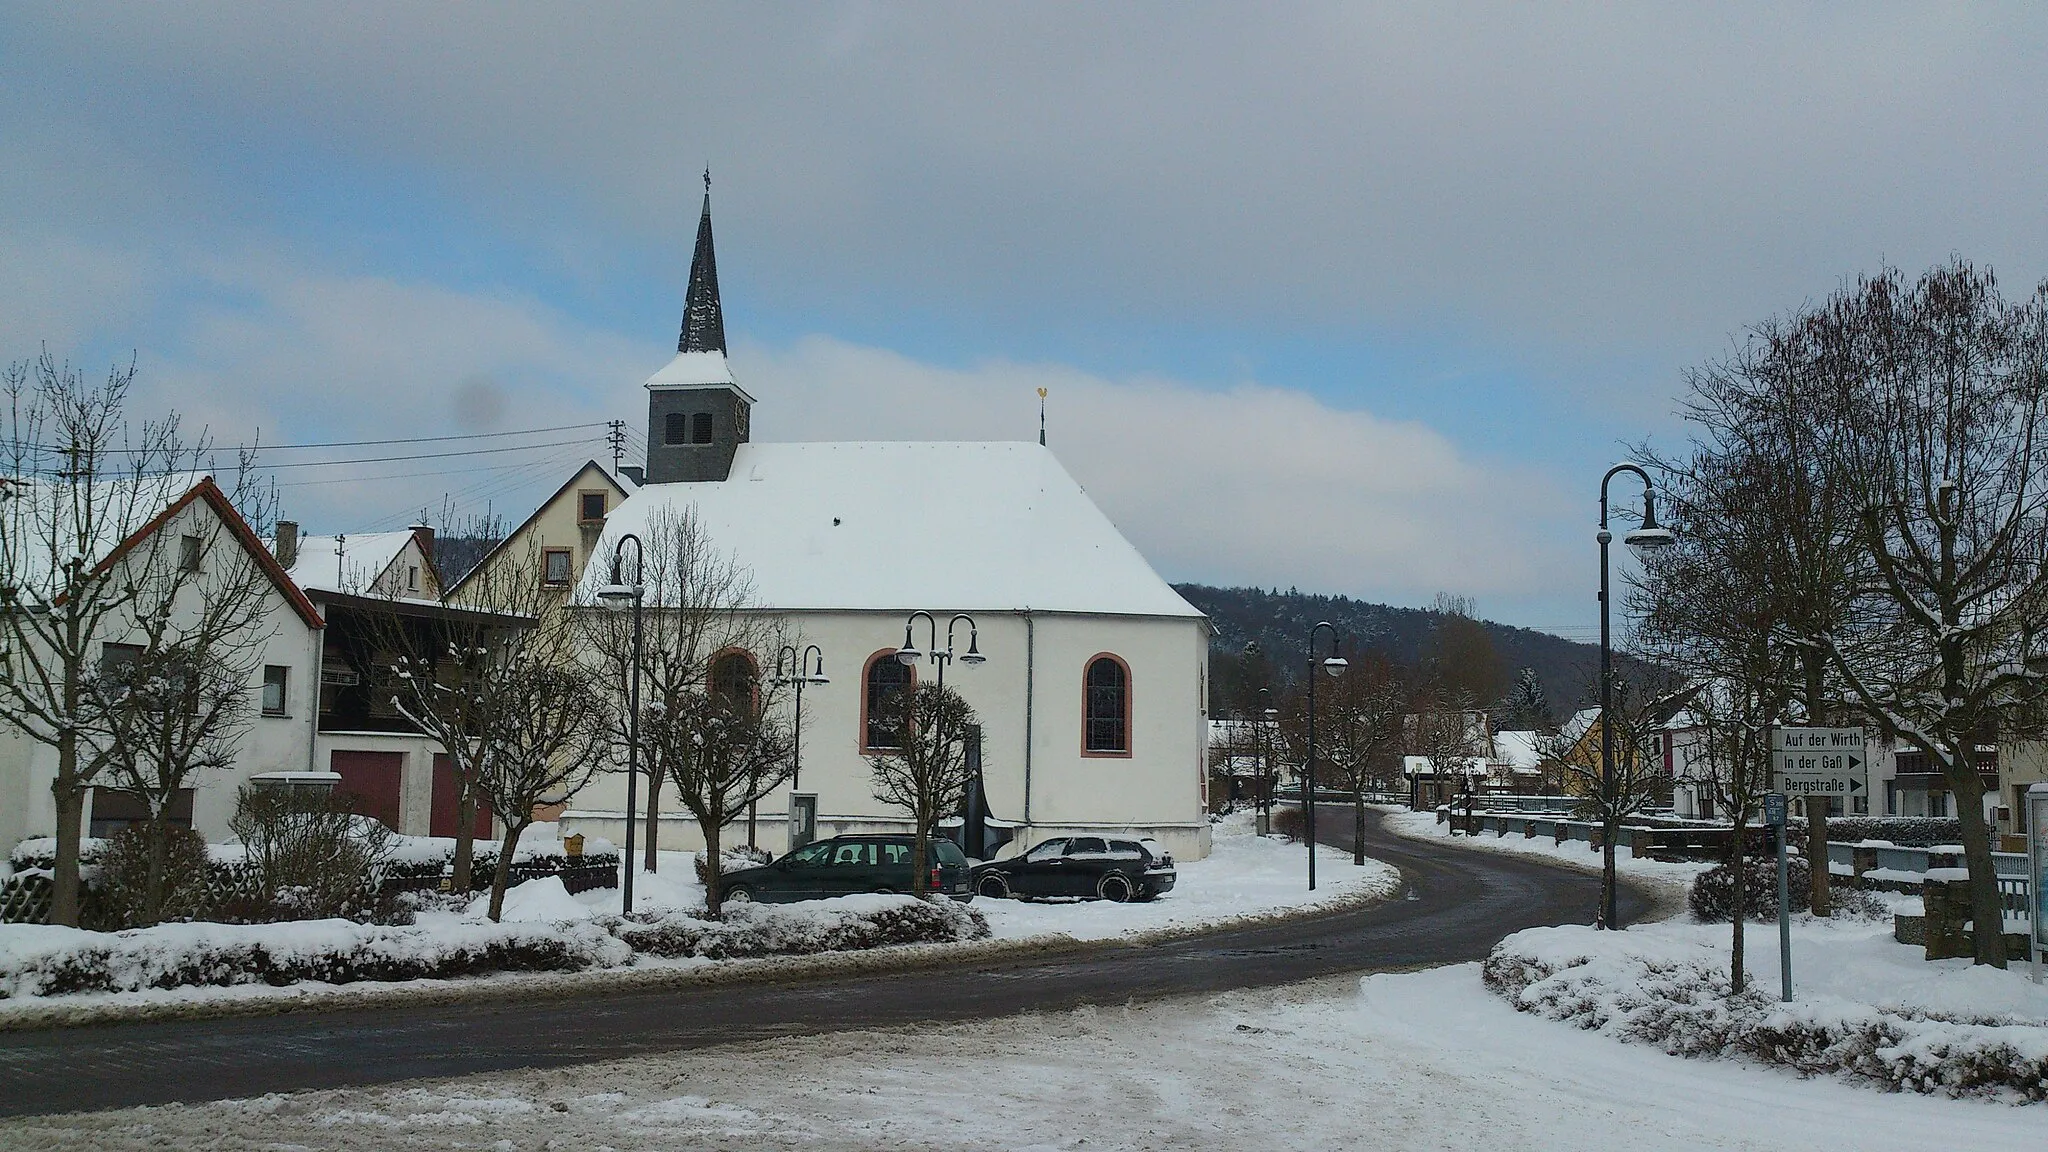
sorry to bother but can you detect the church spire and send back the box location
[678,168,726,354]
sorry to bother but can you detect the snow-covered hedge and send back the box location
[0,894,989,1000]
[616,894,989,960]
[1783,817,1960,848]
[1483,926,2048,1101]
[0,919,631,999]
[1687,857,1811,922]
[694,846,773,886]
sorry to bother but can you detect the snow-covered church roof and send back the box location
[577,441,1202,618]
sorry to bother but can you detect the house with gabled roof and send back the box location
[1,477,326,849]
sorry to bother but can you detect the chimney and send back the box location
[275,521,299,569]
[408,523,436,568]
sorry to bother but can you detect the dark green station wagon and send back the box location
[720,834,975,903]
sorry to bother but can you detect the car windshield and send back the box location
[1023,839,1068,862]
[783,842,832,868]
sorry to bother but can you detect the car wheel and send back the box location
[1097,873,1134,903]
[977,873,1012,899]
[725,885,755,904]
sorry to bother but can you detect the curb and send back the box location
[0,864,1399,1033]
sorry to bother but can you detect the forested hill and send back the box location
[1173,583,1616,714]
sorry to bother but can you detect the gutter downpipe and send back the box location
[1023,611,1035,829]
[305,618,325,773]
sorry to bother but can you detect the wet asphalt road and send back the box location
[0,807,1638,1118]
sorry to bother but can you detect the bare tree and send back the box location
[585,505,774,876]
[651,680,795,917]
[868,683,978,897]
[1282,652,1408,863]
[0,351,268,925]
[1820,262,2048,967]
[1548,672,1686,928]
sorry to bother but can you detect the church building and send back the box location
[504,190,1214,860]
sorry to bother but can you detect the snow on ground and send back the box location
[11,964,2041,1150]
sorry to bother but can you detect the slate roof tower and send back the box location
[644,172,752,484]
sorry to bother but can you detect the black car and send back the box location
[721,835,975,903]
[970,836,1176,902]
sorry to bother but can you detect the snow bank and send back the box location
[467,877,593,923]
[1484,917,2048,1100]
[616,895,987,960]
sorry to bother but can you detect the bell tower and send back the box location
[644,172,752,484]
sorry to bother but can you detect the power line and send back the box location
[23,421,614,456]
[243,436,600,471]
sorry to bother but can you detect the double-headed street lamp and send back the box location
[896,610,985,687]
[596,533,647,915]
[1305,621,1348,891]
[773,644,829,791]
[1596,463,1674,930]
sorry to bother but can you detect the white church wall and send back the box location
[559,607,1212,861]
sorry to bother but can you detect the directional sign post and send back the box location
[1765,792,1791,1002]
[1771,727,1867,804]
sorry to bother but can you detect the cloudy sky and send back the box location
[4,4,2044,633]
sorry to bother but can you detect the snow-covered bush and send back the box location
[0,919,632,999]
[222,785,392,923]
[614,894,989,960]
[695,846,773,886]
[1688,856,1810,922]
[1783,816,1960,848]
[1484,928,2048,1100]
[95,824,212,928]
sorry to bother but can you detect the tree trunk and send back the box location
[1947,755,2008,967]
[1805,798,1830,917]
[142,814,172,927]
[450,781,478,893]
[702,818,723,919]
[49,770,85,928]
[643,767,661,874]
[910,822,930,898]
[486,822,525,922]
[1729,813,1747,994]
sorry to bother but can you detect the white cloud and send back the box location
[736,337,1571,609]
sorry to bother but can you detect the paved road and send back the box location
[0,808,1639,1118]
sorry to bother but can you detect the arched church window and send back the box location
[863,650,914,751]
[709,650,757,714]
[1083,655,1130,755]
[664,412,688,445]
[692,412,714,444]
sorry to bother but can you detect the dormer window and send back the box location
[692,412,714,444]
[579,491,607,523]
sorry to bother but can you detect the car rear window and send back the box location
[1107,840,1146,860]
[931,839,968,866]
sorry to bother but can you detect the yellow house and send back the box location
[449,460,637,602]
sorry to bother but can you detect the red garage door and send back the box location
[430,753,493,839]
[330,751,403,831]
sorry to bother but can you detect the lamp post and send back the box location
[773,644,829,791]
[1596,463,1674,930]
[1258,686,1279,836]
[597,533,646,914]
[897,611,988,852]
[1305,621,1348,891]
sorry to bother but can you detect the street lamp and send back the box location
[597,532,645,914]
[774,644,829,791]
[1258,686,1279,836]
[1596,463,1674,930]
[1305,621,1347,891]
[897,611,982,688]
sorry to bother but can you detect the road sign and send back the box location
[1771,727,1866,797]
[1763,793,1787,827]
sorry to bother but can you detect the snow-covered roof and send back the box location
[1403,755,1489,778]
[576,442,1202,618]
[643,351,752,400]
[284,531,416,596]
[0,471,212,594]
[1492,730,1546,770]
[1559,707,1601,748]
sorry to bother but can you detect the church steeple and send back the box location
[678,170,726,354]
